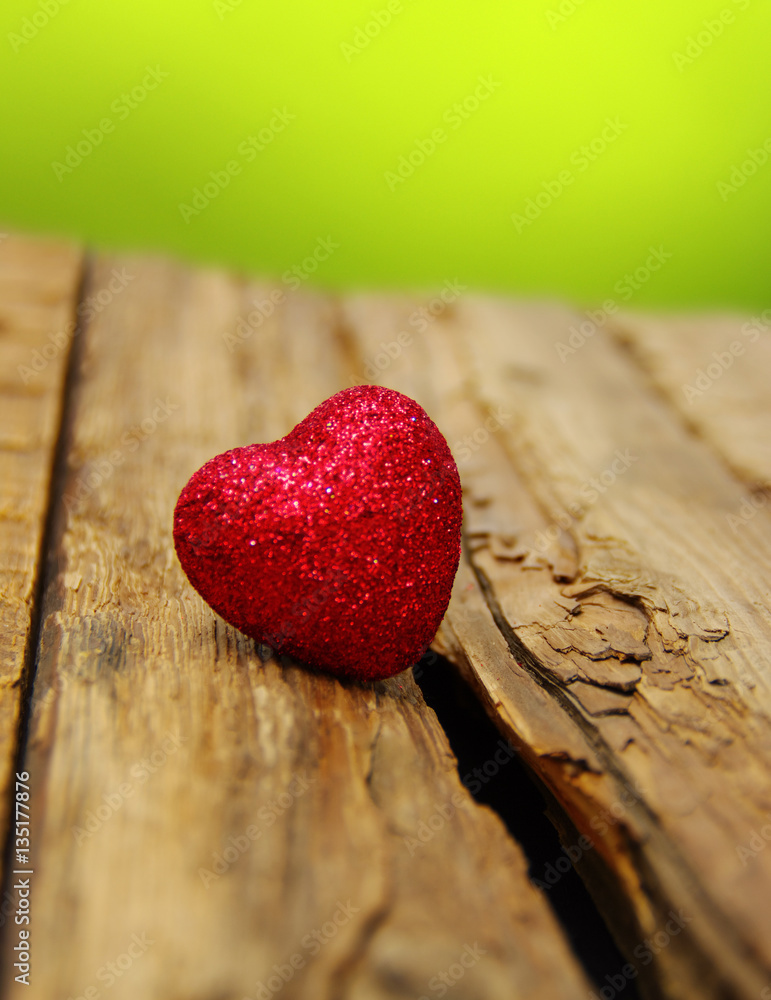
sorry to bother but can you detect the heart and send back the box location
[173,386,462,681]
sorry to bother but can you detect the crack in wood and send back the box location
[461,520,771,1000]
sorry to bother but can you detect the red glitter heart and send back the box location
[173,386,462,681]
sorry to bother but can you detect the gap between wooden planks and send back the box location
[343,294,771,999]
[0,239,589,1000]
[0,234,83,868]
[1,233,770,999]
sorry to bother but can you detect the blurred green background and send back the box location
[1,0,769,308]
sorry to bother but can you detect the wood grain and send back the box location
[339,293,771,1000]
[3,259,591,1000]
[0,233,82,882]
[5,239,771,999]
[609,310,771,489]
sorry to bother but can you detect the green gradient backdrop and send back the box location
[1,0,769,308]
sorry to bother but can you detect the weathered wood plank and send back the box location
[0,233,83,883]
[340,293,771,1000]
[4,259,591,999]
[609,311,771,489]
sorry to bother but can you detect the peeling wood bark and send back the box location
[0,233,82,882]
[4,239,771,999]
[2,258,590,1000]
[340,294,771,1000]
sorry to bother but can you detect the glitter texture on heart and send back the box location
[173,386,462,681]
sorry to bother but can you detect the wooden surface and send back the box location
[0,235,83,857]
[1,232,770,999]
[610,311,771,489]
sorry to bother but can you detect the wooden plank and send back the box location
[609,311,771,489]
[339,294,771,1000]
[4,258,591,999]
[0,233,83,883]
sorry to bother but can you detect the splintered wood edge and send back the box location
[340,292,771,1000]
[2,256,591,1000]
[0,233,83,885]
[7,243,770,999]
[450,302,771,1000]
